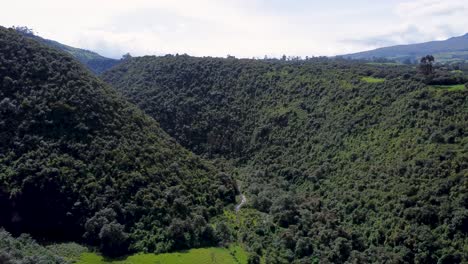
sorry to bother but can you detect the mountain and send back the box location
[343,33,468,63]
[0,26,236,257]
[103,55,467,263]
[13,27,120,74]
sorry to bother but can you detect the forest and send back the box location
[0,26,236,262]
[103,55,467,263]
[13,26,119,74]
[0,25,467,264]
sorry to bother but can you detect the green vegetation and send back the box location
[365,62,401,66]
[13,26,119,74]
[78,245,247,264]
[0,228,72,263]
[344,32,468,63]
[0,228,247,264]
[46,243,89,263]
[1,24,468,264]
[361,76,386,83]
[0,26,236,258]
[431,84,467,91]
[434,51,468,63]
[103,55,468,263]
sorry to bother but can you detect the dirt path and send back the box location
[235,193,246,212]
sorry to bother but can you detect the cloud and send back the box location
[1,0,467,57]
[344,26,426,48]
[394,0,468,38]
[396,0,467,17]
[343,0,468,53]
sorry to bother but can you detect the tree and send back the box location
[121,53,132,60]
[0,251,13,264]
[419,55,435,75]
[295,238,313,258]
[83,208,117,244]
[99,222,129,257]
[215,222,232,245]
[248,254,261,264]
[12,26,34,35]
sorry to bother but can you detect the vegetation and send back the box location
[2,22,468,264]
[361,76,385,83]
[0,228,71,264]
[419,55,435,76]
[13,26,120,74]
[344,32,468,63]
[78,245,248,264]
[0,228,248,264]
[431,84,467,92]
[103,54,468,263]
[0,26,236,257]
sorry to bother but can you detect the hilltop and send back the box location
[344,33,468,63]
[13,26,119,74]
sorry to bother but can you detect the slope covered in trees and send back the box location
[0,27,236,256]
[103,55,468,263]
[13,26,119,74]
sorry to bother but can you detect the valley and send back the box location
[0,23,467,264]
[102,54,467,263]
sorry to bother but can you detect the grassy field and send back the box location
[77,245,248,264]
[431,84,467,92]
[361,76,386,83]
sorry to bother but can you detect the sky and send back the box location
[1,0,467,59]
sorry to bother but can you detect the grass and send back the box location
[361,76,386,83]
[431,84,467,92]
[77,245,248,264]
[264,101,308,123]
[46,243,88,262]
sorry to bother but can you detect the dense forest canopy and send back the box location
[0,26,236,258]
[1,20,467,264]
[103,55,468,263]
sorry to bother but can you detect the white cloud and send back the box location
[342,0,468,52]
[395,0,468,39]
[396,0,466,17]
[1,0,467,57]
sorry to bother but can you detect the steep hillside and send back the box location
[344,33,468,63]
[0,27,236,256]
[14,27,119,74]
[103,55,468,263]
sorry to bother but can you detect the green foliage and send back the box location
[103,54,468,263]
[361,76,385,83]
[0,229,70,264]
[13,26,119,74]
[431,84,466,92]
[0,26,236,256]
[46,243,88,263]
[77,245,248,264]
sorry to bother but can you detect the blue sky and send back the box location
[1,0,467,58]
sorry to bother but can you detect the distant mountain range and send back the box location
[343,33,468,63]
[14,27,119,74]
